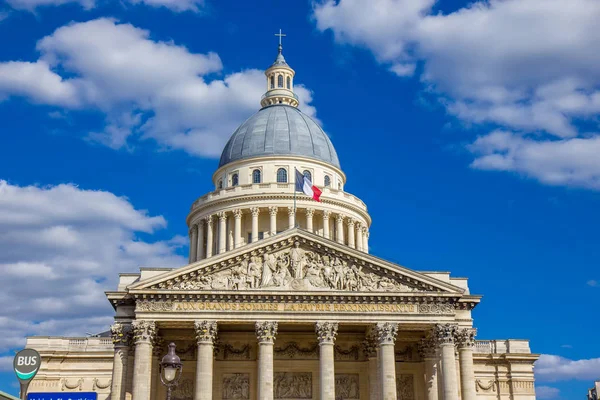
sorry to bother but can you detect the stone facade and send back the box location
[25,38,539,400]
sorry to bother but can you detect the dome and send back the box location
[219,105,341,169]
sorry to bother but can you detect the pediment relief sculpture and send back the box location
[161,242,426,293]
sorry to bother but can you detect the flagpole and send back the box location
[293,167,297,228]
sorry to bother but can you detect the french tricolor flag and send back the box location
[295,169,322,202]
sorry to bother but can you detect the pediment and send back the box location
[129,230,465,295]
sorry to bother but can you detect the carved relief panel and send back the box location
[172,378,194,400]
[222,374,250,400]
[396,374,415,400]
[335,374,360,400]
[274,372,312,399]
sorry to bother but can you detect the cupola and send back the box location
[260,29,299,108]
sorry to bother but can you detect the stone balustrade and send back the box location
[474,339,531,354]
[27,336,114,352]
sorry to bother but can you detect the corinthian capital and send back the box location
[268,206,278,216]
[132,320,157,344]
[433,323,457,345]
[255,321,278,344]
[217,211,227,221]
[205,215,214,226]
[335,213,345,223]
[455,328,476,349]
[194,320,218,344]
[315,322,339,345]
[110,322,132,347]
[287,206,295,217]
[375,322,398,345]
[346,218,355,228]
[306,208,315,218]
[251,207,261,217]
[233,209,243,219]
[323,210,331,220]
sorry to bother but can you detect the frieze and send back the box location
[220,344,252,360]
[335,374,360,400]
[511,381,535,393]
[156,242,431,293]
[334,344,361,361]
[274,372,312,399]
[417,303,454,314]
[222,374,250,400]
[396,374,415,400]
[274,342,319,359]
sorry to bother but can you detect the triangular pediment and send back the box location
[129,229,466,295]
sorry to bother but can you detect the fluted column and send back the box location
[347,218,356,248]
[205,216,214,258]
[418,336,439,400]
[197,220,205,260]
[363,327,379,400]
[456,328,477,400]
[306,208,314,232]
[335,214,345,244]
[376,322,398,400]
[256,321,278,400]
[110,323,131,400]
[316,322,338,400]
[217,211,227,254]
[287,206,295,229]
[233,209,242,249]
[251,207,260,243]
[131,320,156,400]
[269,206,278,237]
[189,225,198,263]
[322,210,331,239]
[355,223,363,251]
[435,324,459,400]
[362,227,369,253]
[194,321,218,400]
[150,336,164,400]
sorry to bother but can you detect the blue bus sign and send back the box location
[27,393,98,400]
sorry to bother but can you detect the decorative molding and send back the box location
[417,304,454,314]
[256,321,278,344]
[274,372,312,399]
[221,344,252,360]
[375,322,398,345]
[334,344,360,361]
[434,324,457,345]
[62,378,83,391]
[222,374,250,400]
[334,374,360,400]
[132,320,156,344]
[92,378,111,390]
[455,328,476,349]
[194,320,218,344]
[475,379,496,393]
[315,321,338,344]
[274,342,319,359]
[110,322,132,347]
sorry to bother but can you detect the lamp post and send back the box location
[159,342,183,400]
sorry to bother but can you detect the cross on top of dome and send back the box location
[261,29,298,108]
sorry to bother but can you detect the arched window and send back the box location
[338,182,342,190]
[252,169,261,184]
[270,76,275,89]
[218,179,223,189]
[232,173,239,187]
[303,170,312,182]
[286,76,291,89]
[278,74,284,88]
[277,168,287,183]
[324,175,331,187]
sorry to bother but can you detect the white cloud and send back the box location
[536,386,560,399]
[5,0,203,12]
[535,354,600,382]
[0,18,316,157]
[313,0,600,190]
[0,179,186,358]
[587,279,599,287]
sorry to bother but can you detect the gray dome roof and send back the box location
[219,105,340,168]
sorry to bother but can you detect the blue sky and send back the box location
[0,0,599,398]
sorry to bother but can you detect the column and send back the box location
[315,322,338,400]
[322,210,331,239]
[256,321,278,400]
[233,209,242,249]
[205,216,214,258]
[335,214,345,244]
[418,336,439,400]
[217,211,227,254]
[435,324,459,400]
[110,323,131,400]
[189,224,198,263]
[375,322,398,400]
[355,224,363,251]
[197,220,205,260]
[362,227,369,253]
[269,206,278,237]
[194,321,218,400]
[306,208,314,233]
[456,328,477,400]
[287,206,295,229]
[251,207,260,243]
[150,336,164,400]
[131,320,156,400]
[347,218,356,248]
[363,327,379,400]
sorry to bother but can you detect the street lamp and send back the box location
[159,342,183,400]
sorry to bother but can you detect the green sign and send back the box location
[13,349,41,400]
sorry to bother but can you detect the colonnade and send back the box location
[110,322,476,400]
[188,207,370,263]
